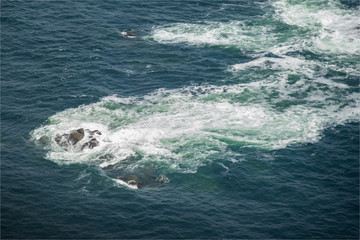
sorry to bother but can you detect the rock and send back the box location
[122,29,140,38]
[38,135,50,145]
[54,134,63,143]
[54,133,70,148]
[54,128,100,151]
[120,175,141,188]
[69,128,84,144]
[92,130,102,135]
[88,138,99,149]
[81,138,99,150]
[85,129,102,138]
[156,176,169,184]
[118,172,168,189]
[99,154,114,161]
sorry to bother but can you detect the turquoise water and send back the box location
[1,0,359,238]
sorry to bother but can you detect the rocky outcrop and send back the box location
[69,128,85,144]
[54,128,101,151]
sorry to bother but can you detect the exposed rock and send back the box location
[99,153,115,161]
[85,129,102,138]
[88,138,99,149]
[91,130,102,135]
[81,138,99,150]
[55,133,70,148]
[122,29,140,38]
[118,172,168,189]
[120,175,142,188]
[69,128,84,144]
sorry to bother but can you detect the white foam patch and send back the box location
[273,0,360,55]
[148,0,359,57]
[31,79,360,175]
[229,54,360,81]
[149,21,279,51]
[230,56,316,78]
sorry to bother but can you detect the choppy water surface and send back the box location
[2,0,359,239]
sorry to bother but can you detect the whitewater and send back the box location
[2,0,359,238]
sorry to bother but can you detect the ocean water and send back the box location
[1,0,359,238]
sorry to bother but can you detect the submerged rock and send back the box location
[38,135,50,145]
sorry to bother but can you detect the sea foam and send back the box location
[31,80,359,178]
[273,0,360,55]
[31,0,360,187]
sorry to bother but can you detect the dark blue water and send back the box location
[1,0,359,239]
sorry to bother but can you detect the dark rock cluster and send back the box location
[36,128,170,189]
[54,128,101,151]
